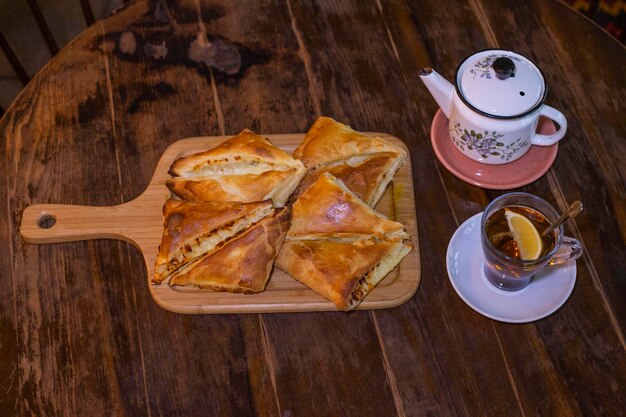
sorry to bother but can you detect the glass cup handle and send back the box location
[549,236,584,266]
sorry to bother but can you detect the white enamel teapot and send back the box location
[420,49,567,164]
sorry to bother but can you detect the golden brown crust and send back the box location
[275,238,397,310]
[166,169,296,203]
[320,154,396,203]
[153,199,273,284]
[292,117,407,206]
[277,171,412,310]
[294,153,398,204]
[293,117,405,168]
[286,172,407,240]
[170,129,303,176]
[169,206,291,292]
[167,130,305,206]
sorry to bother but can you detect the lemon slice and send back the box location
[504,209,543,260]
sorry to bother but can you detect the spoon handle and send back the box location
[541,200,583,237]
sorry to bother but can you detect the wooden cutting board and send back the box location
[20,133,420,314]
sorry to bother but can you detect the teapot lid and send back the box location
[456,49,546,119]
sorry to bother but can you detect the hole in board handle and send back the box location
[38,213,56,229]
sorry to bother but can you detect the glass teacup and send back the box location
[481,193,583,291]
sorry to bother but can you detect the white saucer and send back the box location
[446,213,577,323]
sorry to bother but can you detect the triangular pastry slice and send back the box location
[169,129,306,206]
[276,173,412,311]
[170,129,301,176]
[276,238,411,311]
[313,153,398,205]
[293,117,407,206]
[169,206,291,293]
[287,172,407,240]
[153,199,273,284]
[292,153,397,205]
[166,169,296,203]
[293,117,404,167]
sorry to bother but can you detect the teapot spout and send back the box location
[419,68,454,119]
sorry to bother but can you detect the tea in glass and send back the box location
[480,193,583,291]
[484,205,555,260]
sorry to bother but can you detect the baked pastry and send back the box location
[293,117,407,206]
[168,129,306,206]
[286,171,408,241]
[169,206,291,293]
[277,238,410,310]
[153,199,290,294]
[153,199,274,284]
[276,173,412,310]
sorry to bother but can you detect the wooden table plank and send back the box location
[0,16,153,415]
[284,0,533,415]
[372,0,626,416]
[95,1,271,415]
[0,1,624,416]
[201,1,403,415]
[475,1,626,415]
[482,0,626,333]
[381,0,626,415]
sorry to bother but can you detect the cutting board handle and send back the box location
[20,203,142,245]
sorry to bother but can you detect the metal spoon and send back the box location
[541,200,583,237]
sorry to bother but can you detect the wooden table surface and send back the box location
[1,0,624,415]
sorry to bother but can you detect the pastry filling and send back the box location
[188,159,288,177]
[367,154,405,205]
[154,205,273,283]
[348,242,412,308]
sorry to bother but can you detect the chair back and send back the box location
[0,0,100,116]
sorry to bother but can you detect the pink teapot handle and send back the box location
[531,105,567,146]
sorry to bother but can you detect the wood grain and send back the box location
[285,1,527,414]
[1,0,624,416]
[200,3,416,417]
[20,133,421,314]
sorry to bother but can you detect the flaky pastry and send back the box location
[293,117,407,206]
[168,130,306,206]
[276,173,412,310]
[153,200,290,294]
[169,206,291,293]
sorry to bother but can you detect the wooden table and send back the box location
[1,1,624,415]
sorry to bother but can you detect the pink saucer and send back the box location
[430,110,558,189]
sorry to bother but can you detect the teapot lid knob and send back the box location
[492,57,516,80]
[457,49,546,118]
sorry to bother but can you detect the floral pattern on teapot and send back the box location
[450,121,529,162]
[469,54,522,79]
